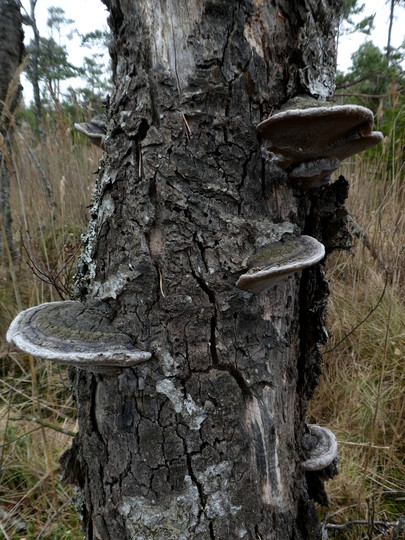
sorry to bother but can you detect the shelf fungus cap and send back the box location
[6,301,151,371]
[257,103,383,188]
[331,130,383,162]
[236,235,325,293]
[301,425,338,471]
[74,114,106,148]
[257,104,376,162]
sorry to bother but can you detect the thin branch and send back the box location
[347,212,385,268]
[326,519,399,532]
[338,440,390,450]
[336,73,384,90]
[324,268,388,354]
[0,426,42,449]
[10,415,76,438]
[336,92,394,99]
[22,235,80,300]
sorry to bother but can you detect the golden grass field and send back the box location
[0,109,404,539]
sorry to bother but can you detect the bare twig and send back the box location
[335,92,394,99]
[10,415,76,438]
[0,426,41,449]
[335,73,387,91]
[338,440,390,450]
[326,519,399,532]
[23,235,81,299]
[181,111,191,139]
[324,213,389,355]
[324,266,388,354]
[347,212,385,268]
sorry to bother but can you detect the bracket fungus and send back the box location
[257,102,383,189]
[301,425,338,472]
[74,114,107,149]
[236,235,325,293]
[6,301,151,372]
[288,157,341,190]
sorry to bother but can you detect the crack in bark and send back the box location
[261,155,267,199]
[89,377,100,435]
[94,514,111,540]
[237,148,256,214]
[148,73,160,128]
[178,431,205,529]
[189,244,253,400]
[186,446,206,507]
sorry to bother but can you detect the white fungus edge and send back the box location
[236,237,325,290]
[6,302,151,366]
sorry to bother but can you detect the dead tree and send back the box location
[10,0,369,538]
[66,1,350,537]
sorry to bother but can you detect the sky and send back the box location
[337,0,405,70]
[21,0,110,66]
[20,0,110,101]
[20,0,405,103]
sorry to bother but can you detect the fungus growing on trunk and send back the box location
[257,102,383,189]
[74,115,107,148]
[6,301,151,372]
[331,131,384,161]
[301,425,338,471]
[236,235,325,293]
[288,157,341,190]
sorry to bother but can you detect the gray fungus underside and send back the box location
[66,0,346,539]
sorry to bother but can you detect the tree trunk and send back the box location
[0,0,24,259]
[63,1,347,538]
[28,0,45,140]
[386,0,395,61]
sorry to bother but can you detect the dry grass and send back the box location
[1,108,101,538]
[310,130,405,538]
[0,105,404,538]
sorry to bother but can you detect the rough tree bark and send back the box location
[27,0,45,140]
[0,0,24,259]
[63,1,349,538]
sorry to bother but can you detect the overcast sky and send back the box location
[338,0,405,70]
[20,0,405,102]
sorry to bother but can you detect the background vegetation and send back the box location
[0,1,404,538]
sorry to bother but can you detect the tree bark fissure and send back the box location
[65,0,347,538]
[189,255,253,401]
